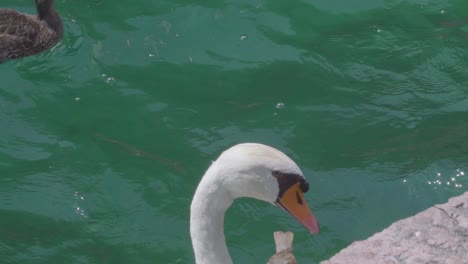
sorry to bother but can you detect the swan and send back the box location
[0,0,63,62]
[190,143,319,264]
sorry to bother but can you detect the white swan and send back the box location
[190,143,319,264]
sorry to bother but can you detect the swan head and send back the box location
[205,143,319,234]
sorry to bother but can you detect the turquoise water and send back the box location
[1,0,468,263]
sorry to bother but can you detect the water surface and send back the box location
[1,0,468,263]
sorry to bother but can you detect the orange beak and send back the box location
[275,182,319,234]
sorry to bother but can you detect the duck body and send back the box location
[0,0,63,62]
[190,143,319,264]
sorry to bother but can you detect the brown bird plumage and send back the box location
[0,0,63,62]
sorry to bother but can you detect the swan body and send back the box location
[190,143,319,264]
[0,0,63,62]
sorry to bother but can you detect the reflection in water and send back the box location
[423,169,465,190]
[101,73,116,85]
[73,191,87,218]
[275,102,285,109]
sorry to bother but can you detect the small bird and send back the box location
[268,231,297,264]
[0,0,63,62]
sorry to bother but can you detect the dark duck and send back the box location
[0,0,63,62]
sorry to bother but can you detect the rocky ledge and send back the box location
[321,191,468,264]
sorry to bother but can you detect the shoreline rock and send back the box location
[321,191,468,264]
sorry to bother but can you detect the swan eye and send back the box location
[272,170,309,197]
[300,180,309,193]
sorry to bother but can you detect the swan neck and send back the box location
[190,169,234,264]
